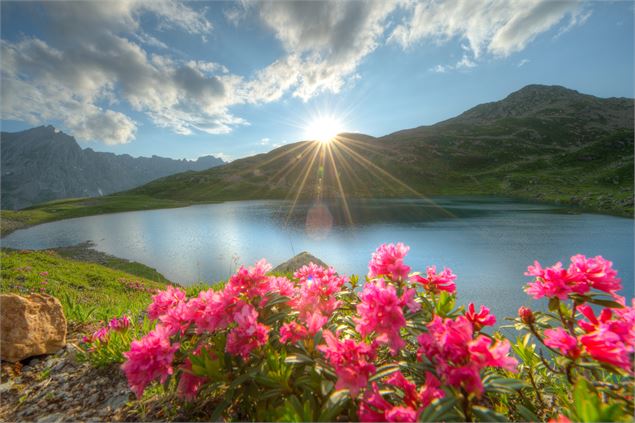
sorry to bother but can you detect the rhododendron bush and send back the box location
[108,243,633,421]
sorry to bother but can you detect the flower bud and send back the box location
[518,306,534,324]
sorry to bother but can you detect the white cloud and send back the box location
[1,0,592,145]
[391,0,583,58]
[250,0,400,101]
[260,137,270,145]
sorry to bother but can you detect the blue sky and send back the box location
[1,1,633,161]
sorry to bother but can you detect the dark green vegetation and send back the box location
[49,242,170,284]
[130,85,633,216]
[2,84,632,236]
[0,249,170,322]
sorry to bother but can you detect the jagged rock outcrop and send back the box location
[1,294,67,362]
[0,125,225,209]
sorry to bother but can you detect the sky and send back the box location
[1,0,633,162]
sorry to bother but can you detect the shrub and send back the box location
[90,244,633,421]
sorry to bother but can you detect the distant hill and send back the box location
[0,126,225,209]
[129,85,633,215]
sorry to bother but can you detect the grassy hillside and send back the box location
[2,85,632,236]
[0,249,170,322]
[128,86,634,215]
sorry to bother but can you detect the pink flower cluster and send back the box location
[119,278,158,294]
[358,371,444,422]
[544,300,635,372]
[368,243,411,281]
[355,278,419,355]
[124,259,290,399]
[122,325,180,398]
[465,303,496,331]
[525,254,621,300]
[318,330,377,397]
[417,315,517,396]
[147,285,187,319]
[82,314,131,344]
[287,263,347,335]
[411,266,457,294]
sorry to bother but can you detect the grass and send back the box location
[0,248,171,323]
[51,243,171,284]
[1,194,192,236]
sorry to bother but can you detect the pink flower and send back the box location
[544,328,580,358]
[368,243,411,281]
[358,382,393,422]
[177,349,207,401]
[577,303,634,371]
[318,330,376,397]
[90,327,110,343]
[468,336,518,371]
[108,315,131,332]
[518,306,535,324]
[305,311,329,335]
[569,254,621,294]
[387,371,444,410]
[465,303,496,331]
[122,325,180,398]
[279,321,309,344]
[269,276,296,297]
[417,315,518,396]
[189,288,237,333]
[39,271,48,277]
[524,260,585,299]
[549,415,572,423]
[411,266,456,294]
[225,303,269,359]
[159,301,193,336]
[147,286,187,320]
[355,279,415,355]
[226,259,273,301]
[385,406,417,422]
[290,263,346,327]
[358,372,443,422]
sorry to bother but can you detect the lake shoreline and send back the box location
[1,191,632,239]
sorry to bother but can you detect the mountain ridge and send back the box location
[128,84,633,213]
[1,84,632,237]
[0,125,225,209]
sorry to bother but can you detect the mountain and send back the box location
[0,126,225,209]
[128,85,633,215]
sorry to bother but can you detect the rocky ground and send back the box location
[0,323,135,422]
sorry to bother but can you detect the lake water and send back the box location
[2,197,633,321]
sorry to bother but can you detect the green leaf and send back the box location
[318,389,350,422]
[418,396,458,422]
[210,399,231,421]
[285,353,313,365]
[369,363,400,383]
[548,297,560,312]
[473,406,509,422]
[516,404,539,422]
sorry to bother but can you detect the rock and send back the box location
[106,393,130,410]
[36,412,65,423]
[272,252,330,274]
[0,294,67,362]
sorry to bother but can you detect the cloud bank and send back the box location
[1,0,588,144]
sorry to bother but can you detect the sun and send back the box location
[304,115,344,143]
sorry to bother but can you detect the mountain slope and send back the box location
[0,126,224,209]
[129,85,633,214]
